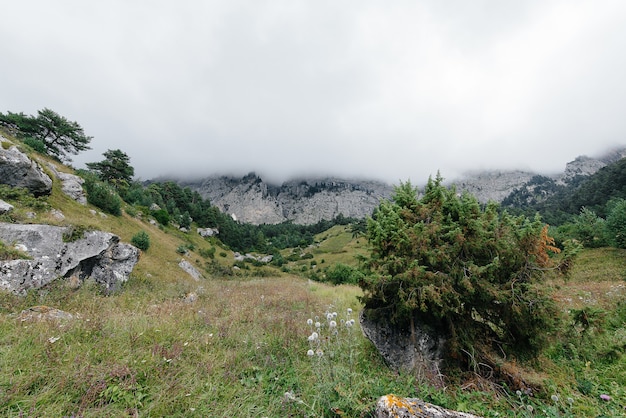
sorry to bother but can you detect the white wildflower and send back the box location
[307,318,313,326]
[315,321,321,328]
[307,349,315,357]
[329,320,337,329]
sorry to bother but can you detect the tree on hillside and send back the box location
[86,149,135,187]
[0,108,92,161]
[360,175,569,367]
[0,111,40,135]
[35,108,92,161]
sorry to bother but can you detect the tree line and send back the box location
[502,158,626,249]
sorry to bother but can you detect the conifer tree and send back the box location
[361,174,564,363]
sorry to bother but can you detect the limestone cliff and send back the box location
[180,174,394,225]
[171,147,626,224]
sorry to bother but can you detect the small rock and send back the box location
[376,394,482,418]
[183,292,198,303]
[0,199,14,214]
[179,259,204,281]
[18,306,74,322]
[50,209,65,221]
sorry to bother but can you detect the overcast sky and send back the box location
[1,1,626,185]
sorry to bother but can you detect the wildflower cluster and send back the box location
[306,307,355,360]
[284,307,358,416]
[514,390,576,417]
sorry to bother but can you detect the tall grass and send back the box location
[1,137,624,416]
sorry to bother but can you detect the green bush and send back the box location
[151,209,170,226]
[131,231,150,251]
[605,198,626,248]
[324,263,364,285]
[361,176,566,363]
[199,247,215,259]
[80,172,122,216]
[0,185,48,210]
[22,137,47,154]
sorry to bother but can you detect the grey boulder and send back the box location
[0,223,139,294]
[0,144,52,196]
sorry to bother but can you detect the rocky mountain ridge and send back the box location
[452,146,626,203]
[171,147,626,225]
[178,174,394,225]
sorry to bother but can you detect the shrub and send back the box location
[22,137,47,154]
[80,172,122,216]
[0,185,48,211]
[131,231,150,251]
[361,176,567,364]
[605,198,626,248]
[199,247,215,259]
[151,209,170,226]
[62,224,94,242]
[324,263,364,285]
[0,240,32,261]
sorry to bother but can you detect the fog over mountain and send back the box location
[2,1,626,184]
[174,146,626,224]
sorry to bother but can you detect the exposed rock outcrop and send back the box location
[178,174,393,225]
[17,305,75,322]
[47,163,87,204]
[0,223,139,294]
[178,259,204,281]
[453,170,535,204]
[376,394,482,418]
[0,199,13,214]
[0,141,52,196]
[197,227,219,237]
[360,310,446,384]
[454,147,626,203]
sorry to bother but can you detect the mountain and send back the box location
[166,147,626,226]
[453,147,626,204]
[178,173,394,225]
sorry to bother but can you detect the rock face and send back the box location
[178,173,393,225]
[454,147,626,203]
[163,147,626,224]
[0,141,53,196]
[376,394,482,418]
[360,311,446,383]
[47,163,87,204]
[453,170,536,204]
[0,223,139,294]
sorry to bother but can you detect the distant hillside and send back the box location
[164,147,626,226]
[177,173,394,225]
[453,146,626,204]
[502,156,626,224]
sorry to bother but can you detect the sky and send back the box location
[1,1,626,185]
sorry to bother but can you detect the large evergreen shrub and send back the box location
[361,175,567,364]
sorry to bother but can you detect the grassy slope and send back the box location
[0,136,625,417]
